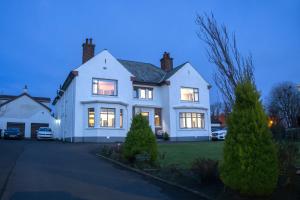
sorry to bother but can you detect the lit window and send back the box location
[179,112,204,129]
[120,109,123,128]
[180,87,199,102]
[100,108,115,127]
[92,78,117,96]
[141,112,149,121]
[133,87,153,99]
[88,108,95,127]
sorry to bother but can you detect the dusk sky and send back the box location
[0,0,299,105]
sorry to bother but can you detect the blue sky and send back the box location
[0,0,299,104]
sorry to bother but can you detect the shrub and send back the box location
[191,158,218,183]
[163,132,170,141]
[122,114,158,164]
[278,141,299,186]
[219,81,279,196]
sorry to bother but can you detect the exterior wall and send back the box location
[73,50,133,141]
[54,78,76,140]
[0,95,55,138]
[167,63,211,140]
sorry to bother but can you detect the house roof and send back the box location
[0,93,51,111]
[118,59,187,84]
[0,94,51,103]
[118,59,166,84]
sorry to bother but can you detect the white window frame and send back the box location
[92,78,118,96]
[180,87,199,102]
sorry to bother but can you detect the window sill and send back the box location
[180,100,199,103]
[85,127,125,130]
[178,128,207,131]
[133,98,153,101]
[91,95,118,98]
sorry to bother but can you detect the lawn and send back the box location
[158,141,224,168]
[158,141,300,168]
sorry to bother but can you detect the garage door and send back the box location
[31,123,49,139]
[7,122,25,138]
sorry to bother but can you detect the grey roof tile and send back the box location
[118,59,186,84]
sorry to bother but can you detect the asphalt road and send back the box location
[0,140,201,200]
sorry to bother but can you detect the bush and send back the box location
[220,81,279,196]
[163,132,170,141]
[278,141,299,186]
[191,158,218,183]
[122,114,158,164]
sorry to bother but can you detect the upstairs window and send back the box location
[92,78,117,96]
[88,108,95,127]
[180,87,199,102]
[133,87,153,99]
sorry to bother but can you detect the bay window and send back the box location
[120,109,123,128]
[88,108,95,127]
[100,108,115,127]
[179,112,204,129]
[180,87,199,102]
[92,78,117,96]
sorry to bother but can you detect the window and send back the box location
[179,112,204,129]
[133,87,153,99]
[141,112,149,121]
[88,108,95,127]
[92,78,117,96]
[120,109,123,128]
[100,108,115,127]
[154,108,161,127]
[180,87,199,102]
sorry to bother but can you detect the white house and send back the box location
[0,88,56,138]
[53,39,211,142]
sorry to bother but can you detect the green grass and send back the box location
[158,141,224,168]
[158,141,300,168]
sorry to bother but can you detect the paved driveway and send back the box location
[0,140,201,200]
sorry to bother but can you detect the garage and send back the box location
[0,92,55,139]
[7,122,25,138]
[31,123,49,138]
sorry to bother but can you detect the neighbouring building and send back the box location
[53,39,211,142]
[0,87,56,138]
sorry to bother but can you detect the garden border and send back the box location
[96,153,213,200]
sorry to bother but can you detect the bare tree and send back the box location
[267,82,300,128]
[210,102,224,119]
[196,13,255,112]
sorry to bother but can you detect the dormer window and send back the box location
[133,87,153,100]
[180,87,199,102]
[92,78,117,96]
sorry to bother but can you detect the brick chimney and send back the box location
[160,52,173,72]
[82,38,95,64]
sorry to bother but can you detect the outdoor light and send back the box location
[55,119,61,125]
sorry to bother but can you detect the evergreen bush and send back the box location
[123,114,158,164]
[220,81,279,196]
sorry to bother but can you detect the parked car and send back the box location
[211,127,227,141]
[4,128,22,139]
[37,127,54,140]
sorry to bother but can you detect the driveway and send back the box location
[0,140,201,200]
